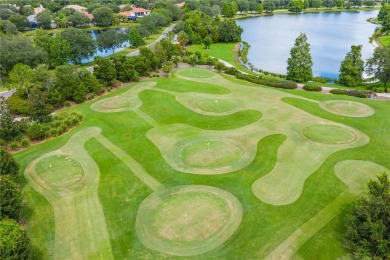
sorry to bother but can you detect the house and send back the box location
[65,5,87,12]
[119,8,150,21]
[81,11,94,20]
[175,2,186,8]
[34,5,45,14]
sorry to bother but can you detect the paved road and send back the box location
[0,90,15,100]
[86,24,176,73]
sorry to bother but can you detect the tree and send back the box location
[345,173,390,259]
[92,7,114,26]
[339,45,364,88]
[0,219,30,259]
[0,35,47,73]
[258,3,264,13]
[323,0,336,8]
[8,14,30,31]
[9,64,35,91]
[36,11,52,29]
[312,0,323,9]
[221,1,234,17]
[28,87,53,122]
[93,57,116,85]
[162,60,174,76]
[97,29,127,54]
[203,36,213,49]
[60,28,96,64]
[34,29,72,67]
[263,0,276,12]
[0,20,18,35]
[366,46,390,91]
[110,55,140,82]
[288,0,304,12]
[0,97,23,142]
[335,0,344,7]
[378,3,390,21]
[237,0,250,13]
[382,12,390,33]
[177,31,190,46]
[218,20,243,42]
[287,33,313,82]
[0,175,22,220]
[0,148,19,176]
[128,28,145,47]
[69,11,91,27]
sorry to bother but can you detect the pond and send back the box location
[236,10,379,78]
[80,28,131,63]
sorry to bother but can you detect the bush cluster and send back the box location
[303,84,322,91]
[236,73,298,89]
[330,89,369,98]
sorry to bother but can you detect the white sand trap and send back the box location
[136,185,243,256]
[319,100,375,117]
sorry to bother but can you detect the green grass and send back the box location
[15,68,390,259]
[380,35,390,46]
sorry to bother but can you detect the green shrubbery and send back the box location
[330,88,369,98]
[236,73,298,89]
[303,84,322,91]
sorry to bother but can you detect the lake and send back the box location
[80,28,130,63]
[236,10,379,78]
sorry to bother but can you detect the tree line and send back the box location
[286,33,390,92]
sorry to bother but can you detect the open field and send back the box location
[16,68,390,259]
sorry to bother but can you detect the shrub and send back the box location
[26,123,47,140]
[330,89,368,98]
[312,77,329,83]
[65,101,71,107]
[330,89,346,95]
[9,142,19,151]
[235,73,297,89]
[0,219,31,259]
[0,175,22,220]
[303,84,322,91]
[375,87,385,93]
[6,95,30,116]
[50,128,59,137]
[21,138,30,148]
[0,148,19,176]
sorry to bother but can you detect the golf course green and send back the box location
[16,68,389,259]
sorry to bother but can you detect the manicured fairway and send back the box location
[17,67,390,259]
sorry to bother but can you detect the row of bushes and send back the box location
[329,89,370,98]
[303,84,322,92]
[235,73,298,89]
[5,112,83,151]
[240,41,250,64]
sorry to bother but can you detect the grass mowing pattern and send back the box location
[319,100,375,117]
[136,185,243,256]
[17,67,390,259]
[301,124,358,144]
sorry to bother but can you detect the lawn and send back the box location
[16,68,390,259]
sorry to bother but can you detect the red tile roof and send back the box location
[131,8,150,13]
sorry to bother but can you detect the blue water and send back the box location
[236,10,379,78]
[80,28,130,63]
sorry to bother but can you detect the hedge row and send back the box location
[303,84,322,92]
[329,89,369,98]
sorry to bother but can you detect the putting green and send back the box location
[147,124,257,175]
[91,81,156,113]
[335,160,389,193]
[301,124,357,144]
[319,100,375,117]
[181,140,244,169]
[35,156,84,189]
[136,185,243,256]
[176,68,216,78]
[195,99,235,113]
